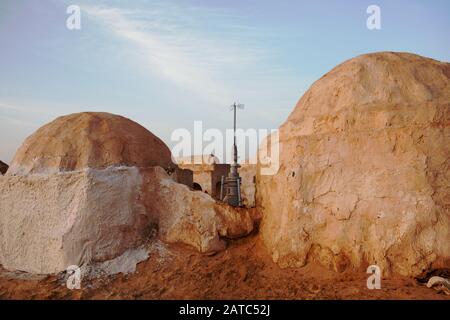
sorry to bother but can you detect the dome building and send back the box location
[257,52,450,276]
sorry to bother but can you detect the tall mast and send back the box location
[233,102,237,164]
[221,102,244,207]
[233,102,237,146]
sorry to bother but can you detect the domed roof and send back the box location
[284,52,450,130]
[256,52,450,276]
[8,112,174,175]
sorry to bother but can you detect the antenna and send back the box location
[230,102,245,152]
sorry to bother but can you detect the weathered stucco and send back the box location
[257,52,450,276]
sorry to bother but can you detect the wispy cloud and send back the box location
[83,3,268,106]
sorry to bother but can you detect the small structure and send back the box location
[176,154,256,207]
[0,161,8,175]
[177,102,252,207]
[171,166,194,189]
[176,154,229,200]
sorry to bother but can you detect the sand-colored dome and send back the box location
[284,51,450,129]
[8,112,174,175]
[257,52,450,276]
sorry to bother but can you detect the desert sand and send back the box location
[0,234,448,300]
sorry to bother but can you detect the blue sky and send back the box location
[1,0,449,163]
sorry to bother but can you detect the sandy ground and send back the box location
[0,234,448,300]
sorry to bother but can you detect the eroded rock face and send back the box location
[141,167,255,253]
[7,112,174,175]
[0,166,257,274]
[1,112,174,273]
[257,52,450,276]
[0,112,256,274]
[0,166,148,274]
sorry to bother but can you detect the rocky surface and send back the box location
[0,112,257,275]
[7,112,174,175]
[141,167,256,253]
[0,165,256,274]
[257,52,450,276]
[0,166,149,274]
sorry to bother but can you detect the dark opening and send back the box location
[192,182,202,191]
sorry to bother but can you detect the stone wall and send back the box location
[0,166,257,274]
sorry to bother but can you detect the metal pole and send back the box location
[224,101,244,207]
[237,177,242,207]
[233,103,237,148]
[220,175,225,201]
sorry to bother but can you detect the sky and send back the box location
[1,0,449,163]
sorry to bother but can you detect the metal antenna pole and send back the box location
[233,102,238,164]
[223,101,244,207]
[233,102,237,147]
